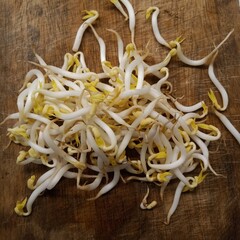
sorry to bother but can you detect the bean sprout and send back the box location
[146,7,171,49]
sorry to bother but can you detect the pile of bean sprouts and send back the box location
[2,0,240,224]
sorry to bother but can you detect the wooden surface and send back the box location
[0,0,240,239]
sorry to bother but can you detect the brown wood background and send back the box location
[0,0,240,239]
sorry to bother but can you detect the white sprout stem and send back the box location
[107,28,124,63]
[167,144,190,186]
[87,161,127,173]
[183,161,199,173]
[27,140,54,155]
[147,123,159,140]
[56,106,91,120]
[140,143,148,173]
[60,78,83,91]
[104,109,131,127]
[42,157,57,168]
[145,50,174,75]
[159,132,173,164]
[97,72,109,79]
[23,80,38,115]
[196,128,221,141]
[37,89,83,98]
[165,180,185,224]
[35,168,56,188]
[110,0,128,20]
[78,51,88,70]
[124,56,142,90]
[193,143,219,179]
[155,67,169,90]
[39,64,100,80]
[151,132,164,154]
[140,186,157,210]
[119,48,137,72]
[208,51,228,111]
[120,0,136,45]
[171,29,234,66]
[93,117,117,151]
[150,110,174,129]
[116,98,159,158]
[181,112,202,121]
[0,112,20,125]
[96,81,114,92]
[191,135,209,160]
[214,110,240,144]
[118,86,150,99]
[88,24,106,62]
[47,164,74,190]
[160,177,172,201]
[62,53,73,70]
[48,75,67,91]
[78,172,103,191]
[77,133,88,185]
[192,153,209,171]
[136,63,144,89]
[92,167,120,199]
[186,143,197,159]
[175,116,194,135]
[72,11,99,52]
[117,105,142,118]
[43,124,83,168]
[62,123,85,141]
[17,157,41,165]
[148,141,187,170]
[149,7,171,49]
[27,113,51,124]
[86,128,110,167]
[19,69,45,92]
[124,163,137,174]
[35,53,47,66]
[25,177,52,216]
[64,171,78,179]
[173,100,205,113]
[172,168,190,186]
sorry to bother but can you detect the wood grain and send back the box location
[0,0,240,239]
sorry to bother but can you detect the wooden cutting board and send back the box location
[1,0,240,239]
